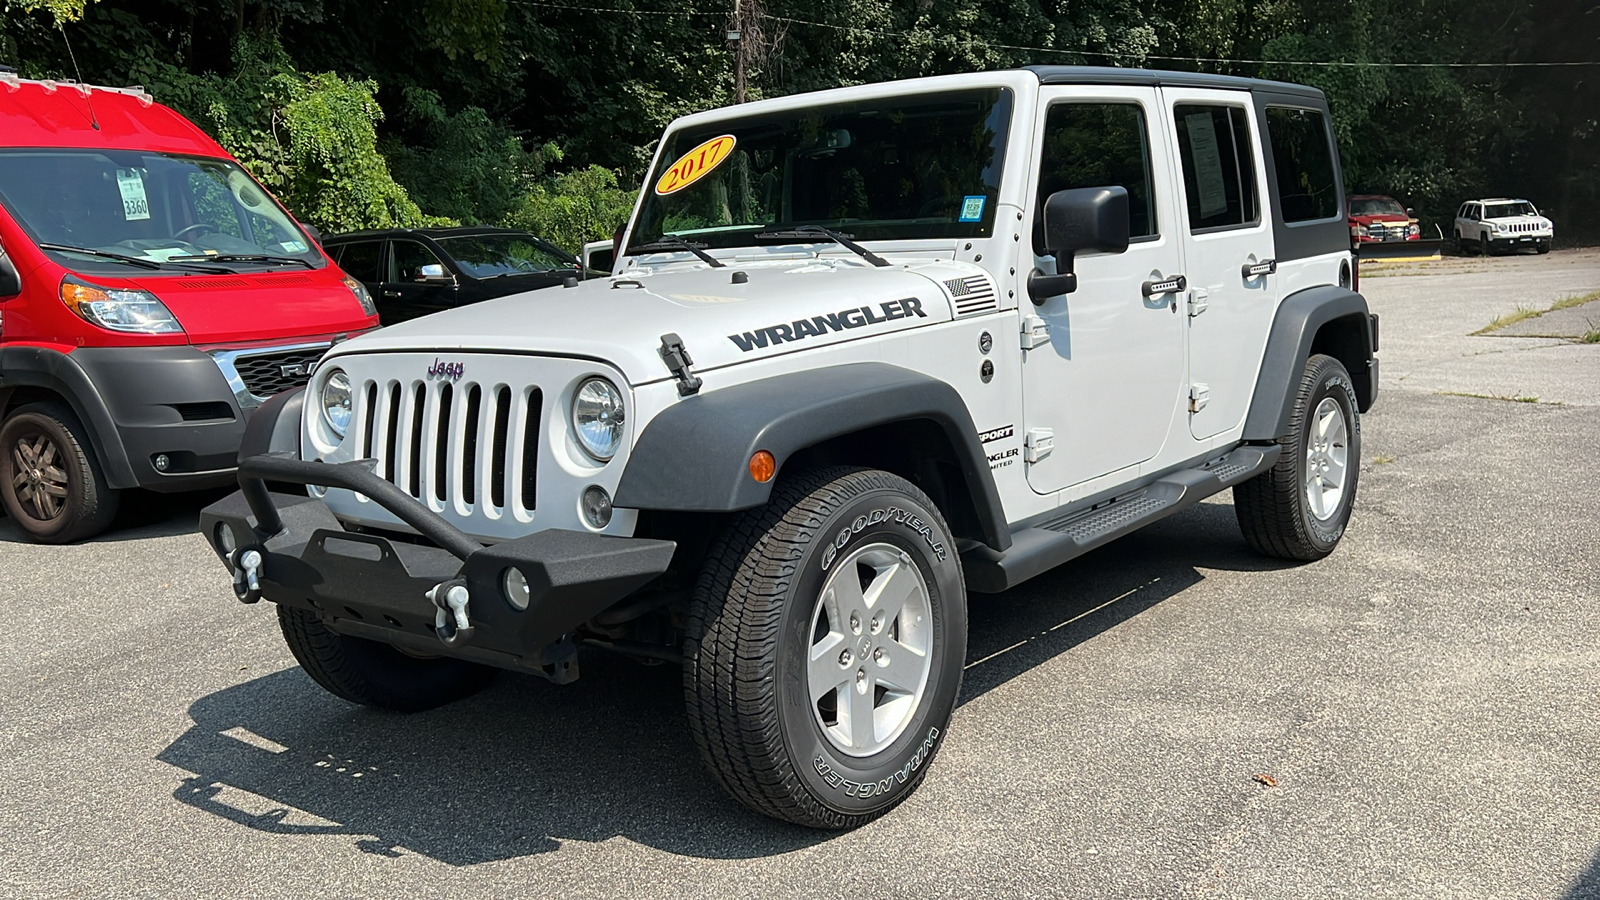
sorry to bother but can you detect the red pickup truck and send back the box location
[0,67,378,542]
[1348,194,1420,244]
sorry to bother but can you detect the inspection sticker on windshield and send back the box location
[655,135,736,196]
[115,169,150,221]
[959,195,986,222]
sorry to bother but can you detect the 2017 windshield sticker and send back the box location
[958,195,986,222]
[727,297,926,352]
[654,134,737,196]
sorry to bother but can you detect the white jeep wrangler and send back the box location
[1453,198,1554,255]
[203,66,1378,829]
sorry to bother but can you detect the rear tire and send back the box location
[277,606,497,712]
[0,402,120,543]
[1235,354,1361,561]
[684,467,966,828]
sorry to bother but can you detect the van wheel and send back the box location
[0,402,120,543]
[1234,354,1361,561]
[684,467,966,828]
[277,606,497,712]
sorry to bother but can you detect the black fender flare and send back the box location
[239,386,304,462]
[0,345,138,488]
[1242,285,1377,442]
[613,362,1011,552]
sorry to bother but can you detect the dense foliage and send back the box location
[3,0,1596,247]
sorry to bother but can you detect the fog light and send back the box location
[503,567,530,611]
[581,485,613,529]
[153,453,170,472]
[214,522,236,556]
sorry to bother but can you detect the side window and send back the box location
[1173,104,1258,231]
[1035,102,1158,253]
[335,241,383,283]
[392,240,445,282]
[1264,107,1340,223]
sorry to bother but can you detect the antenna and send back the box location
[58,24,99,131]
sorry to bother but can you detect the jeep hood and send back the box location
[328,257,985,385]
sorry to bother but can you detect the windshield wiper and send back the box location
[753,225,891,268]
[629,237,726,268]
[37,242,164,270]
[168,253,315,269]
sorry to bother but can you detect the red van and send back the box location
[0,69,378,542]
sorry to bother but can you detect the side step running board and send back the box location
[963,445,1280,593]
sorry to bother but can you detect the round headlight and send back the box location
[321,369,352,438]
[572,377,625,461]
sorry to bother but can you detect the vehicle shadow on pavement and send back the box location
[0,487,226,544]
[1564,848,1600,899]
[157,499,1300,865]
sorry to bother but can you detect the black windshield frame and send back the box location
[628,87,1014,255]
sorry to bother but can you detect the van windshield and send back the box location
[0,149,323,271]
[628,87,1013,254]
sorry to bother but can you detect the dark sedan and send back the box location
[322,226,586,324]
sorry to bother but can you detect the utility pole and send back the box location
[729,0,746,103]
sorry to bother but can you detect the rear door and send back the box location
[331,239,384,296]
[1161,88,1276,441]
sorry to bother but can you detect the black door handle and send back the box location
[1141,274,1186,297]
[1242,258,1277,279]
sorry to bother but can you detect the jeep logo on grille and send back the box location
[428,358,465,381]
[279,362,311,379]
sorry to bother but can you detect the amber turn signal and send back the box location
[749,450,776,483]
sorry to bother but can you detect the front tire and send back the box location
[0,402,120,543]
[1235,354,1361,561]
[684,467,966,828]
[277,606,497,712]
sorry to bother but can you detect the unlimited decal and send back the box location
[728,297,927,352]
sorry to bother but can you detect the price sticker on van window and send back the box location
[654,135,737,196]
[116,169,150,221]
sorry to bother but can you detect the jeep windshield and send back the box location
[1484,201,1537,218]
[0,148,323,273]
[627,87,1013,255]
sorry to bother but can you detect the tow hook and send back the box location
[428,579,475,647]
[230,547,264,604]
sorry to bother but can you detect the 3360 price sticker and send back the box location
[654,134,736,196]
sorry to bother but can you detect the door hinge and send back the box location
[1024,428,1054,463]
[1187,288,1210,317]
[1021,314,1051,350]
[1189,383,1210,413]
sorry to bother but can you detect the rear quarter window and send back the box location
[1265,107,1340,223]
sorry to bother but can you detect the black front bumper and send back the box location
[200,454,676,672]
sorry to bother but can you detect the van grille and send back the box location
[355,376,542,514]
[234,347,326,400]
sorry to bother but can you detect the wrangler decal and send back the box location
[728,297,927,352]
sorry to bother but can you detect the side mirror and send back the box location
[1405,207,1416,218]
[301,223,322,246]
[417,263,455,285]
[1028,186,1130,304]
[0,250,20,298]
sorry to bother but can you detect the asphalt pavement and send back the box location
[2,250,1598,899]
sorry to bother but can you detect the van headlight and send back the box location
[572,377,625,461]
[59,275,181,334]
[320,369,353,438]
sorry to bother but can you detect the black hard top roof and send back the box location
[324,225,555,243]
[1025,65,1325,101]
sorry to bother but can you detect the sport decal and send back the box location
[654,135,737,195]
[978,425,1013,444]
[727,297,926,352]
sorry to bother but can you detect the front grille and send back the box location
[944,275,998,315]
[235,348,326,400]
[356,375,542,514]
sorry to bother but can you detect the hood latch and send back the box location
[659,332,703,397]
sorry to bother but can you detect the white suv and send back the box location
[1454,198,1553,255]
[201,66,1378,829]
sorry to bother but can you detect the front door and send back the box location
[1161,88,1277,440]
[1019,86,1187,495]
[381,239,459,324]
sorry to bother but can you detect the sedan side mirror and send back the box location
[1028,185,1131,304]
[0,249,21,298]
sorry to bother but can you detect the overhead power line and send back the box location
[512,0,1600,68]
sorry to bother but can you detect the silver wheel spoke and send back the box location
[808,631,848,697]
[875,639,927,692]
[846,675,877,749]
[864,560,919,622]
